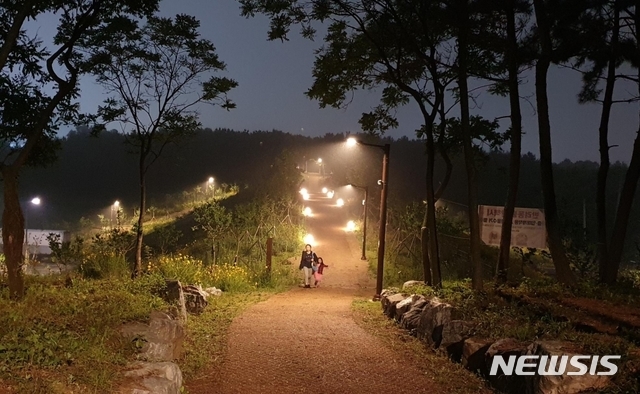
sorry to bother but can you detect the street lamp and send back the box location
[24,197,42,257]
[346,220,356,232]
[346,137,391,301]
[304,158,324,174]
[303,233,315,246]
[336,198,344,207]
[208,177,214,198]
[112,200,121,227]
[349,184,369,261]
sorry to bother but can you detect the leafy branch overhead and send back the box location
[89,14,237,169]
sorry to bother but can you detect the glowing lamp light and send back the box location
[303,207,312,216]
[346,137,357,147]
[114,200,120,207]
[327,191,335,199]
[362,199,366,205]
[299,188,308,195]
[336,198,344,207]
[31,197,41,205]
[322,187,328,194]
[302,193,310,201]
[346,220,356,232]
[317,158,322,163]
[208,177,214,183]
[303,234,315,246]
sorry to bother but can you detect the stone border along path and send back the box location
[185,174,466,394]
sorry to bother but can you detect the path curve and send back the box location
[187,174,442,393]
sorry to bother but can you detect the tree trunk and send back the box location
[420,226,432,285]
[597,4,619,282]
[606,130,640,283]
[1,166,25,299]
[457,0,483,291]
[533,0,576,286]
[424,122,441,287]
[434,155,452,202]
[605,7,640,284]
[497,0,523,284]
[134,148,147,277]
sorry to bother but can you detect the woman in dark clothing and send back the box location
[298,244,317,288]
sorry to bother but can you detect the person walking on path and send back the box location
[298,244,317,288]
[314,257,328,287]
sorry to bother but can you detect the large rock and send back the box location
[400,297,428,333]
[119,311,185,362]
[394,296,416,322]
[440,320,476,360]
[380,288,398,298]
[380,289,398,312]
[119,361,182,394]
[164,280,187,322]
[382,293,407,319]
[524,341,611,394]
[416,298,452,346]
[485,338,529,393]
[462,337,494,376]
[182,285,208,315]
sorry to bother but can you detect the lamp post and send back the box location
[24,197,41,257]
[347,137,390,301]
[349,184,369,261]
[208,177,214,199]
[112,200,121,228]
[111,200,120,227]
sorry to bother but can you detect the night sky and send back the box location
[34,0,640,163]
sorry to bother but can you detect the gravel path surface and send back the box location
[186,174,445,393]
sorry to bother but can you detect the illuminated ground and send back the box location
[186,173,450,393]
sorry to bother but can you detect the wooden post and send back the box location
[266,237,273,273]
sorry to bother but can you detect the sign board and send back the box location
[478,205,547,249]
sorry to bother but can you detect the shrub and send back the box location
[207,263,253,292]
[148,254,205,285]
[79,253,129,279]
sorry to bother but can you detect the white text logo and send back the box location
[489,355,621,376]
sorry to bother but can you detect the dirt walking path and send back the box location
[186,174,446,393]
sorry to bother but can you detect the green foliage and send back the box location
[436,206,467,236]
[259,150,303,200]
[90,228,135,259]
[192,201,232,245]
[77,228,135,279]
[47,234,85,266]
[0,275,166,392]
[149,254,206,285]
[155,223,183,255]
[148,253,296,292]
[79,254,129,280]
[208,264,253,292]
